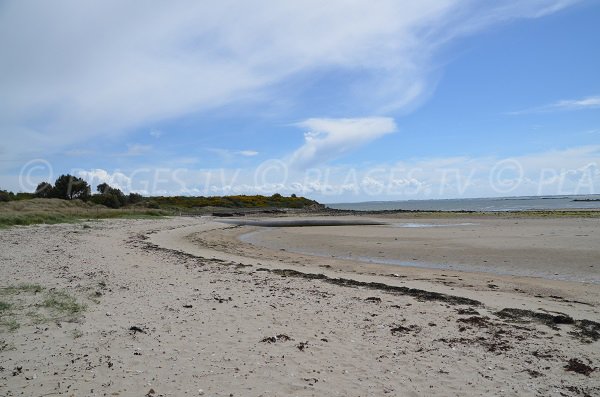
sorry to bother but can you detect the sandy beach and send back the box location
[1,214,599,396]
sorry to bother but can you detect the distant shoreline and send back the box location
[325,194,600,212]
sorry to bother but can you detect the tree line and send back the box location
[1,174,320,210]
[0,174,141,209]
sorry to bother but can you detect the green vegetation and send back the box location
[1,177,320,227]
[0,284,87,332]
[0,189,34,202]
[0,283,44,295]
[51,175,91,200]
[42,290,86,316]
[4,176,318,209]
[0,198,167,228]
[149,193,319,211]
[0,318,19,331]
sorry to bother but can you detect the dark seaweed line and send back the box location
[138,232,600,343]
[134,233,480,306]
[264,268,600,343]
[259,268,482,306]
[496,308,600,342]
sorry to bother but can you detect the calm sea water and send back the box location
[327,195,600,212]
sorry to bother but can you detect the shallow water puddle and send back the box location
[392,222,478,228]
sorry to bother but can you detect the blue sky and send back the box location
[1,1,599,202]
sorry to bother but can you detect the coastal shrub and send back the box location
[34,182,53,198]
[53,175,91,201]
[91,183,127,209]
[0,189,13,202]
[127,192,143,204]
[145,194,319,210]
[147,200,160,209]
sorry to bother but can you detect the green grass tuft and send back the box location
[42,290,86,316]
[0,283,44,295]
[0,318,20,331]
[0,284,87,331]
[0,301,11,312]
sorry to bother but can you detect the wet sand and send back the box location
[235,216,600,284]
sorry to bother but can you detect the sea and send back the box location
[326,194,600,212]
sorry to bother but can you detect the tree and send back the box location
[35,182,53,198]
[91,183,126,208]
[0,189,13,202]
[97,183,110,194]
[53,175,91,200]
[127,192,143,204]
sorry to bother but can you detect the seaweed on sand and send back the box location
[268,268,481,306]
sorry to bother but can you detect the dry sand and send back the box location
[1,215,599,396]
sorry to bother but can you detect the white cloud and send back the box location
[0,1,580,165]
[77,169,132,192]
[39,145,596,200]
[123,144,152,157]
[554,96,600,110]
[289,117,397,168]
[149,129,163,138]
[4,144,597,199]
[208,148,259,161]
[63,149,92,157]
[509,95,600,114]
[237,150,259,157]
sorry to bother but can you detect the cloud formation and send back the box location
[123,144,152,157]
[237,150,259,157]
[0,0,580,166]
[149,129,163,139]
[509,95,600,114]
[51,145,600,201]
[208,148,260,162]
[77,169,132,192]
[289,117,397,168]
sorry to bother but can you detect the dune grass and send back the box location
[0,198,167,228]
[0,318,19,331]
[0,301,11,312]
[0,283,44,295]
[0,284,87,331]
[42,290,86,316]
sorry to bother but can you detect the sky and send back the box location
[1,0,599,202]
